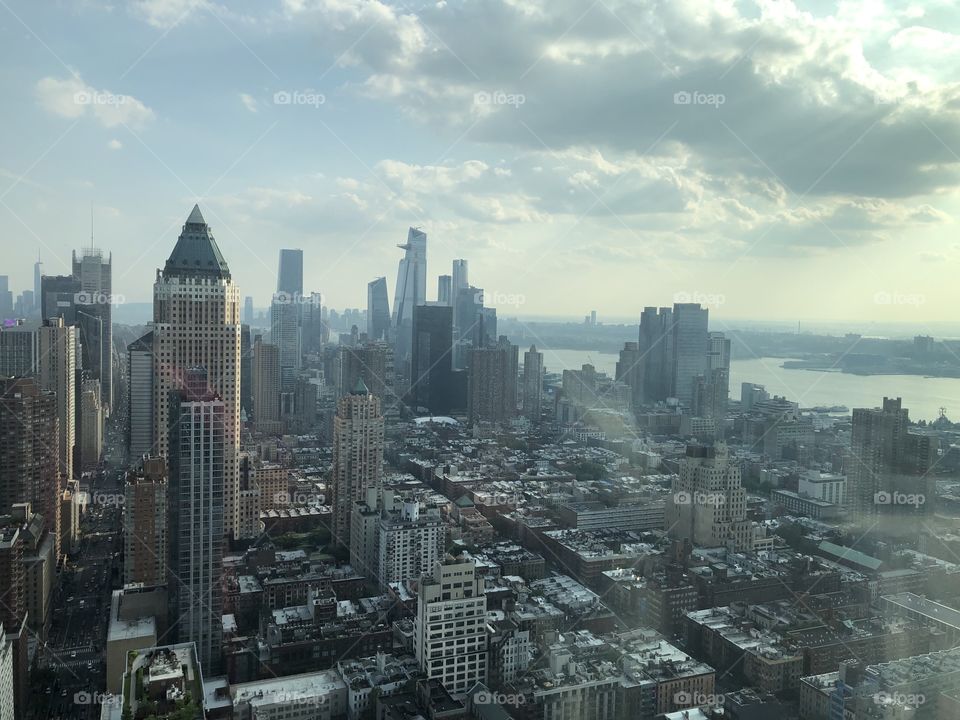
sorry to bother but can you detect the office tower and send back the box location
[127,332,154,460]
[78,376,103,470]
[522,345,543,420]
[452,259,468,299]
[366,277,390,343]
[124,456,167,587]
[666,444,752,551]
[0,524,27,717]
[252,337,281,434]
[638,306,673,403]
[277,248,304,297]
[33,256,42,309]
[391,227,427,367]
[0,378,61,561]
[0,321,36,377]
[415,557,487,694]
[331,380,384,547]
[270,294,301,392]
[72,246,113,410]
[243,296,254,326]
[153,205,240,538]
[335,342,391,401]
[740,382,769,410]
[410,304,454,414]
[671,303,709,407]
[39,274,80,324]
[694,331,731,419]
[240,324,252,418]
[301,292,326,355]
[0,277,11,319]
[849,397,936,526]
[35,318,76,480]
[467,336,518,425]
[454,285,484,368]
[167,367,224,673]
[480,306,497,346]
[437,275,452,305]
[615,341,643,410]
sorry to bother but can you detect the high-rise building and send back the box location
[240,324,252,418]
[410,304,454,414]
[35,318,76,480]
[252,337,281,434]
[0,321,35,377]
[331,380,384,547]
[33,257,42,310]
[467,336,518,425]
[0,378,61,560]
[243,296,254,326]
[127,331,154,461]
[615,341,643,410]
[301,292,326,356]
[378,498,444,590]
[0,277,11,320]
[451,259,468,300]
[437,275,452,305]
[0,523,28,717]
[415,557,487,694]
[671,303,709,407]
[152,205,241,538]
[692,332,731,419]
[366,277,390,342]
[335,342,391,402]
[124,456,167,587]
[666,444,752,551]
[277,248,304,297]
[638,306,673,403]
[39,274,80,325]
[166,367,224,674]
[391,228,427,368]
[849,397,936,528]
[522,345,543,420]
[78,376,103,471]
[72,246,113,410]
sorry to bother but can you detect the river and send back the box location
[538,349,960,422]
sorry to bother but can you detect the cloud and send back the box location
[107,139,123,150]
[130,0,208,28]
[35,75,154,129]
[239,93,259,113]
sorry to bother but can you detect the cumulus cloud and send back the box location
[35,75,154,128]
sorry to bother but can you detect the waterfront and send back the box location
[539,349,960,422]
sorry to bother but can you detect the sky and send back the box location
[1,0,959,324]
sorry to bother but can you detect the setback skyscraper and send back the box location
[72,246,113,411]
[152,205,241,538]
[391,228,427,369]
[366,277,390,342]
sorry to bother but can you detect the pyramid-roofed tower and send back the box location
[163,204,231,279]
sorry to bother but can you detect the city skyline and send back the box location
[1,2,959,321]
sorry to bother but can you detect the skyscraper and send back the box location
[32,256,42,310]
[0,277,12,320]
[243,296,254,326]
[35,318,76,480]
[252,337,281,434]
[410,304,454,414]
[391,228,427,367]
[331,380,384,547]
[415,557,487,694]
[522,345,543,420]
[671,303,709,407]
[467,336,518,425]
[849,397,936,529]
[0,321,36,378]
[0,378,61,561]
[451,259,468,300]
[166,367,224,673]
[277,248,304,297]
[615,341,643,410]
[301,292,326,355]
[437,275,452,305]
[78,376,103,471]
[366,277,390,342]
[240,324,252,418]
[127,332,154,461]
[124,456,167,587]
[638,306,673,403]
[152,205,241,538]
[72,246,113,410]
